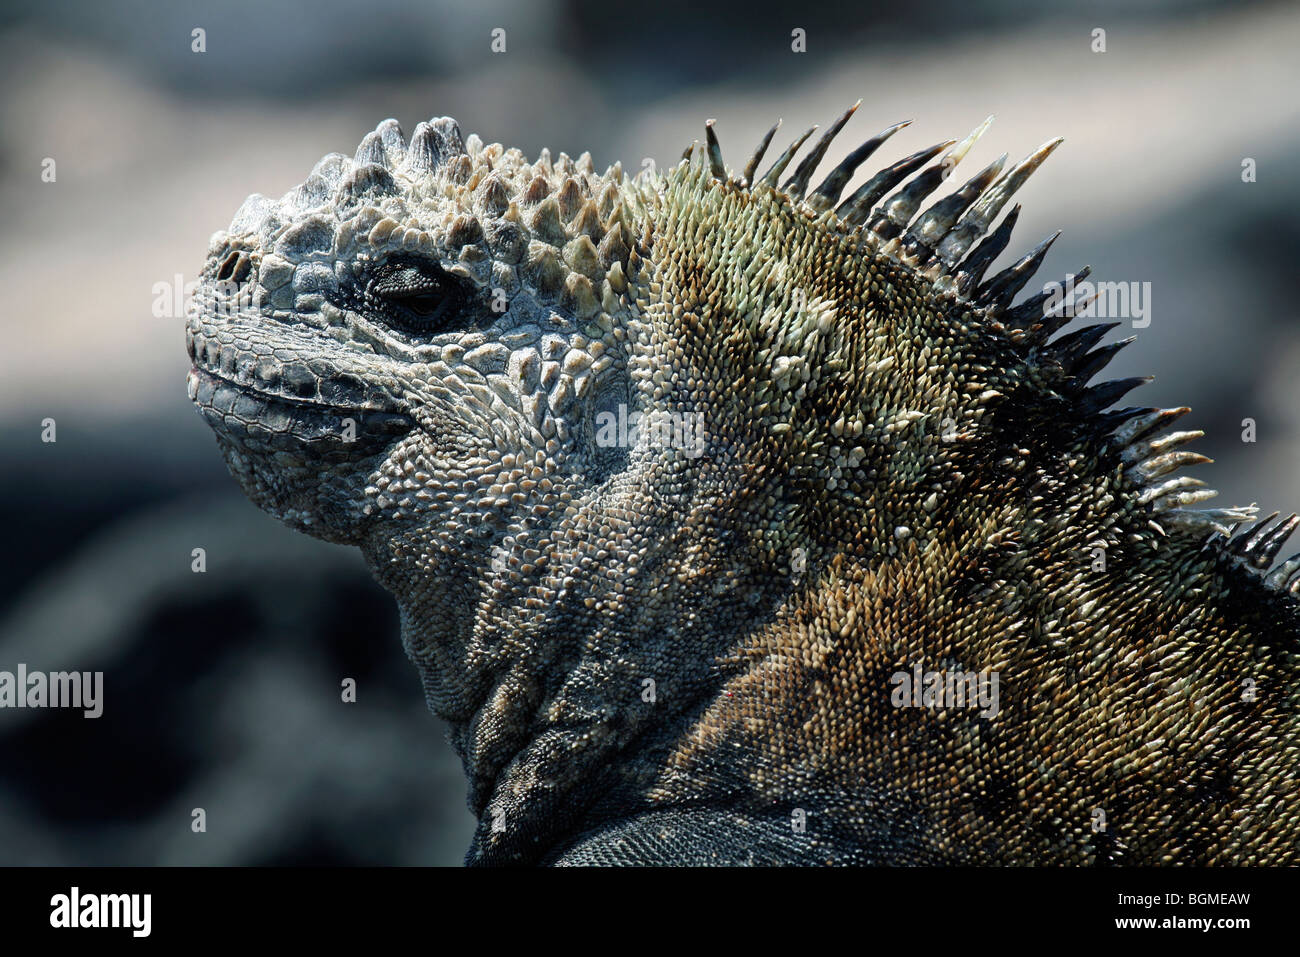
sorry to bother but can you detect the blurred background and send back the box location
[0,0,1296,864]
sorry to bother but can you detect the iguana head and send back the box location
[186,116,647,552]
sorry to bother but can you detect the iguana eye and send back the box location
[382,286,451,324]
[367,258,473,336]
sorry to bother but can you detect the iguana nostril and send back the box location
[215,249,251,284]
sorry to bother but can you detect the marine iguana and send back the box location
[185,105,1300,865]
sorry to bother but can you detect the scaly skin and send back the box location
[186,108,1300,865]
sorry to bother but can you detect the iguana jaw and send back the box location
[185,306,421,543]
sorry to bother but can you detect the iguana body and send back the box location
[186,106,1300,865]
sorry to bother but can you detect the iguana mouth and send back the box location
[187,365,416,454]
[186,310,417,455]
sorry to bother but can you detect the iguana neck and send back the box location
[364,445,789,863]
